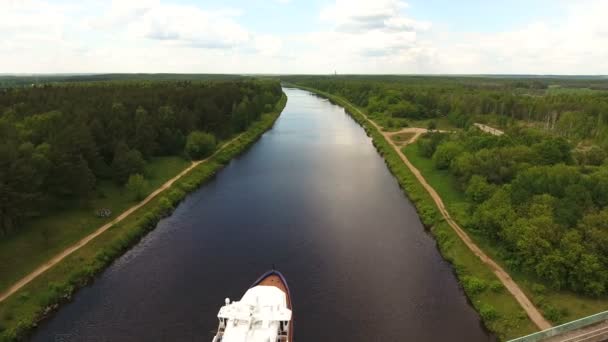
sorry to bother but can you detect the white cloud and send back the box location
[318,0,427,56]
[320,0,429,33]
[91,1,250,50]
[275,0,434,73]
[0,0,607,74]
[433,0,608,74]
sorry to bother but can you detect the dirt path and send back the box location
[474,123,504,136]
[348,102,552,330]
[0,134,244,304]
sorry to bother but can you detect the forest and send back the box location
[0,79,283,236]
[418,129,608,296]
[286,76,608,147]
[288,75,608,298]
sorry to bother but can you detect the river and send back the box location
[31,88,493,341]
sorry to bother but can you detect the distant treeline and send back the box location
[286,76,608,147]
[0,80,282,234]
[0,74,251,88]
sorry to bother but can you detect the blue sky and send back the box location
[407,0,563,32]
[1,0,606,74]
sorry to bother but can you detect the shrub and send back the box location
[433,141,464,169]
[167,188,186,204]
[478,303,499,321]
[126,174,149,201]
[531,283,547,295]
[158,197,173,215]
[462,276,488,295]
[37,289,58,307]
[543,304,562,322]
[488,281,504,293]
[185,131,216,160]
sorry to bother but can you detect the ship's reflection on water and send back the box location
[32,88,495,342]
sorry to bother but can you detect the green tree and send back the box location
[232,97,251,132]
[472,187,516,240]
[418,132,448,158]
[585,146,606,166]
[185,131,216,160]
[111,142,145,184]
[578,209,608,257]
[126,174,149,201]
[465,175,495,204]
[134,106,157,158]
[532,138,573,165]
[432,141,464,169]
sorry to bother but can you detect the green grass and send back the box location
[0,94,287,341]
[390,132,416,146]
[403,140,608,330]
[294,85,538,340]
[403,143,467,207]
[367,112,409,131]
[409,117,458,130]
[0,156,189,293]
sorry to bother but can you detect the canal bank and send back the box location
[0,95,287,342]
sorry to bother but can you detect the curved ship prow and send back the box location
[213,270,293,342]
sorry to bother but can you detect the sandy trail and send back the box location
[349,101,552,331]
[474,123,504,136]
[0,134,244,304]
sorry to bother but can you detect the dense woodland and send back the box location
[288,76,608,147]
[290,76,608,297]
[418,128,608,296]
[0,80,282,235]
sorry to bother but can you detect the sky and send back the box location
[2,0,607,74]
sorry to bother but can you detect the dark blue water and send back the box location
[31,88,493,341]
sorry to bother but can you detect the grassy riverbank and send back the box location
[0,157,190,293]
[290,85,537,340]
[0,94,287,342]
[403,141,608,328]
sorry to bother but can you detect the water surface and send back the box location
[31,88,493,341]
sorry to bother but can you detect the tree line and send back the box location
[0,80,282,235]
[287,76,608,147]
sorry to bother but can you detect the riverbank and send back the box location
[0,94,287,342]
[289,85,538,340]
[0,157,190,295]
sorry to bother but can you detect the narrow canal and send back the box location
[31,88,493,341]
